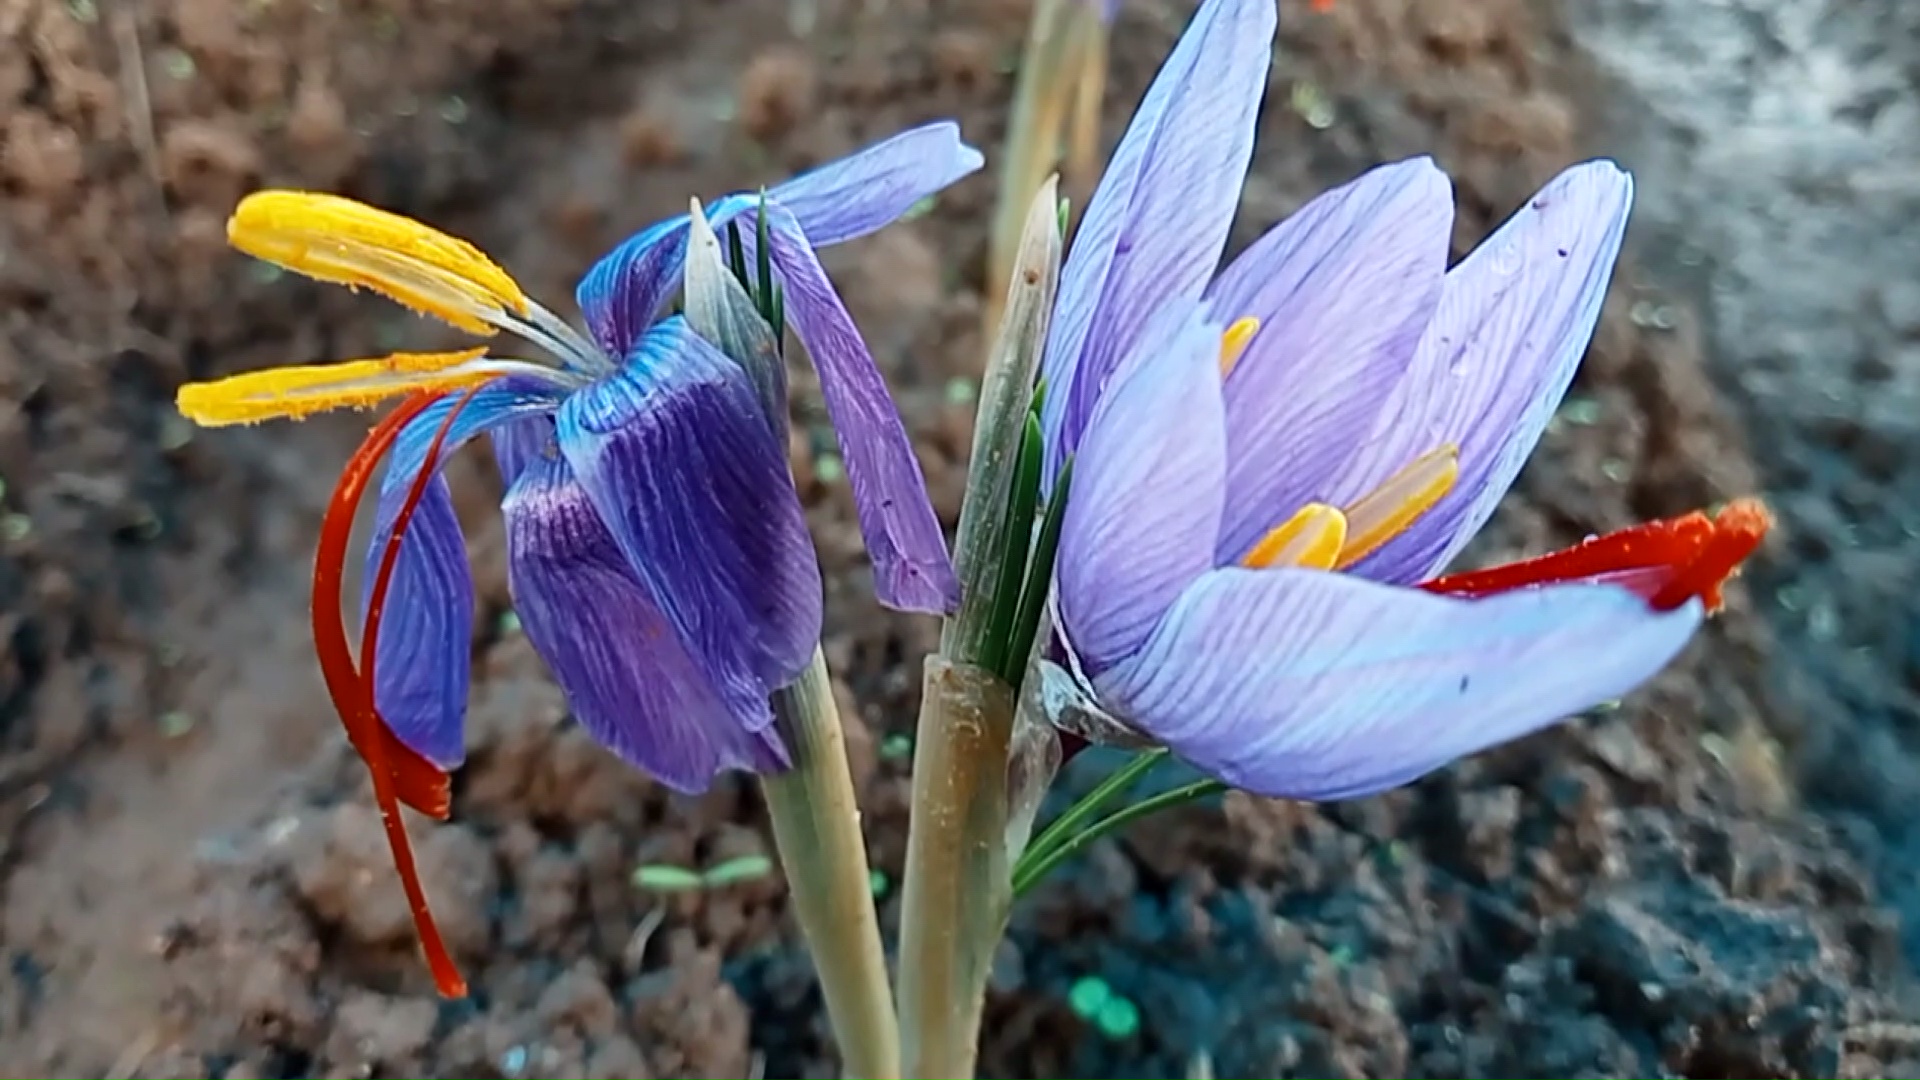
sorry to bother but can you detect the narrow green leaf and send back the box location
[726,218,751,290]
[979,414,1045,677]
[755,189,775,318]
[1004,454,1071,687]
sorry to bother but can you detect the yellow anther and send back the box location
[177,348,494,426]
[1219,316,1260,376]
[1242,502,1348,571]
[228,191,529,336]
[1336,444,1459,568]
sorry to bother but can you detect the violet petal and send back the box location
[765,209,960,613]
[505,453,790,790]
[362,381,563,768]
[1206,158,1453,562]
[768,121,984,245]
[1037,0,1274,483]
[1056,302,1227,674]
[1098,567,1700,800]
[1338,162,1635,584]
[556,317,821,726]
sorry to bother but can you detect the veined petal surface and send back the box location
[1038,0,1274,482]
[1098,567,1699,800]
[768,121,984,246]
[557,318,821,729]
[765,210,960,613]
[1338,163,1635,584]
[1057,304,1227,673]
[506,454,790,791]
[1206,159,1453,562]
[360,381,563,767]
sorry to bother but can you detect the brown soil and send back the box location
[0,0,1911,1077]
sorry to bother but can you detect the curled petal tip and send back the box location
[229,190,528,335]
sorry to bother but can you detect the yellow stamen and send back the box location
[1242,503,1348,570]
[228,192,529,336]
[177,348,495,426]
[1219,316,1260,376]
[1336,444,1460,567]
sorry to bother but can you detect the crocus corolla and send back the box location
[1039,0,1768,800]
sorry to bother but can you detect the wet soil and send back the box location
[0,0,1914,1076]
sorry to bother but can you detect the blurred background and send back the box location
[1,0,1916,1076]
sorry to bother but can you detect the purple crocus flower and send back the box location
[180,122,981,794]
[375,125,980,789]
[1038,0,1736,800]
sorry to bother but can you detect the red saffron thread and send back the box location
[1422,498,1771,613]
[313,387,490,999]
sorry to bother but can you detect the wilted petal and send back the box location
[1338,162,1635,584]
[505,454,789,790]
[764,209,960,613]
[769,121,985,245]
[1098,567,1701,800]
[1057,304,1226,673]
[362,382,563,768]
[556,317,821,727]
[1206,159,1453,562]
[1038,0,1274,481]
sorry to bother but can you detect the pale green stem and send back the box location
[764,649,900,1080]
[896,657,1017,1080]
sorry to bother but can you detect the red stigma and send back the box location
[313,384,490,999]
[1422,497,1771,613]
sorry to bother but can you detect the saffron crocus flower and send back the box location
[174,123,978,993]
[1039,0,1768,799]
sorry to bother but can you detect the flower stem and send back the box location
[897,657,1019,1080]
[763,648,900,1079]
[1011,778,1226,898]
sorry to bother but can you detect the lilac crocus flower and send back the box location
[1038,0,1756,799]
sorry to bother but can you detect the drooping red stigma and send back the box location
[1421,497,1772,612]
[313,384,490,999]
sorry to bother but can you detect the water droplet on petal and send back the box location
[1491,239,1524,276]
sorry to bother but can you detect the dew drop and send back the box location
[1491,239,1524,276]
[1447,356,1470,378]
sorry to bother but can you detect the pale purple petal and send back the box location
[1206,159,1453,562]
[1057,304,1226,674]
[556,317,820,729]
[1037,0,1274,482]
[765,209,960,613]
[1097,568,1701,800]
[362,382,564,768]
[769,121,984,245]
[1336,162,1635,584]
[505,454,789,790]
